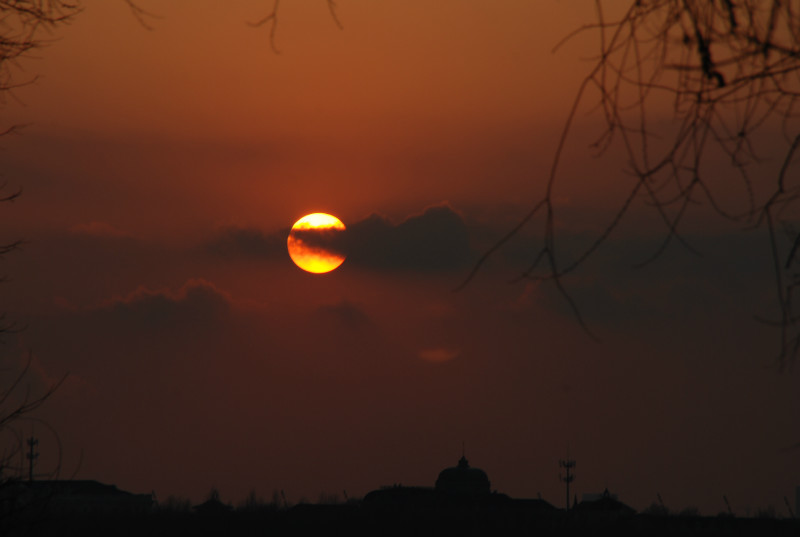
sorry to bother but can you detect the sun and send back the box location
[287,213,346,274]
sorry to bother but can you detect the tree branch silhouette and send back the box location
[121,0,161,31]
[463,0,800,368]
[0,1,78,489]
[250,0,343,54]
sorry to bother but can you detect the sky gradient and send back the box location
[0,0,798,516]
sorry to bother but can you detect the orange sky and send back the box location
[0,0,798,516]
[4,1,606,236]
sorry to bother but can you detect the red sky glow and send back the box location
[0,0,798,518]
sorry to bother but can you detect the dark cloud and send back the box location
[205,226,287,260]
[343,204,472,272]
[205,204,474,273]
[93,278,232,328]
[291,227,347,259]
[10,279,244,396]
[205,225,348,262]
[504,227,779,334]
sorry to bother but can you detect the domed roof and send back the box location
[435,456,490,495]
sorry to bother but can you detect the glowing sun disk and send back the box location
[287,213,346,274]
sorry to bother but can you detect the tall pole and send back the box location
[26,436,39,482]
[559,456,575,512]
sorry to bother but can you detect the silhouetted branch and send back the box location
[0,352,66,489]
[465,0,800,366]
[250,0,344,53]
[121,0,161,31]
[249,0,281,54]
[0,1,74,489]
[0,353,66,432]
[454,199,547,291]
[327,0,344,30]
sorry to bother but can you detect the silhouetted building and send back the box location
[364,455,494,508]
[193,488,232,515]
[435,455,490,495]
[582,490,618,503]
[363,456,554,511]
[574,488,635,518]
[0,480,153,516]
[361,456,557,535]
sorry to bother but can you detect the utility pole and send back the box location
[559,455,575,512]
[26,436,39,482]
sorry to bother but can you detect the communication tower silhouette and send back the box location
[559,454,575,512]
[26,436,39,482]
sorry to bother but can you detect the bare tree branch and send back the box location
[121,0,161,31]
[250,0,344,54]
[466,0,800,367]
[327,0,344,30]
[0,1,77,488]
[249,0,281,54]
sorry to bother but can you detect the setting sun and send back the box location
[287,213,346,274]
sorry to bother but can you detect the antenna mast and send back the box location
[559,454,575,512]
[26,436,39,482]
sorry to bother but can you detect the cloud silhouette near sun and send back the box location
[205,203,474,273]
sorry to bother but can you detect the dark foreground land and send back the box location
[4,504,799,537]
